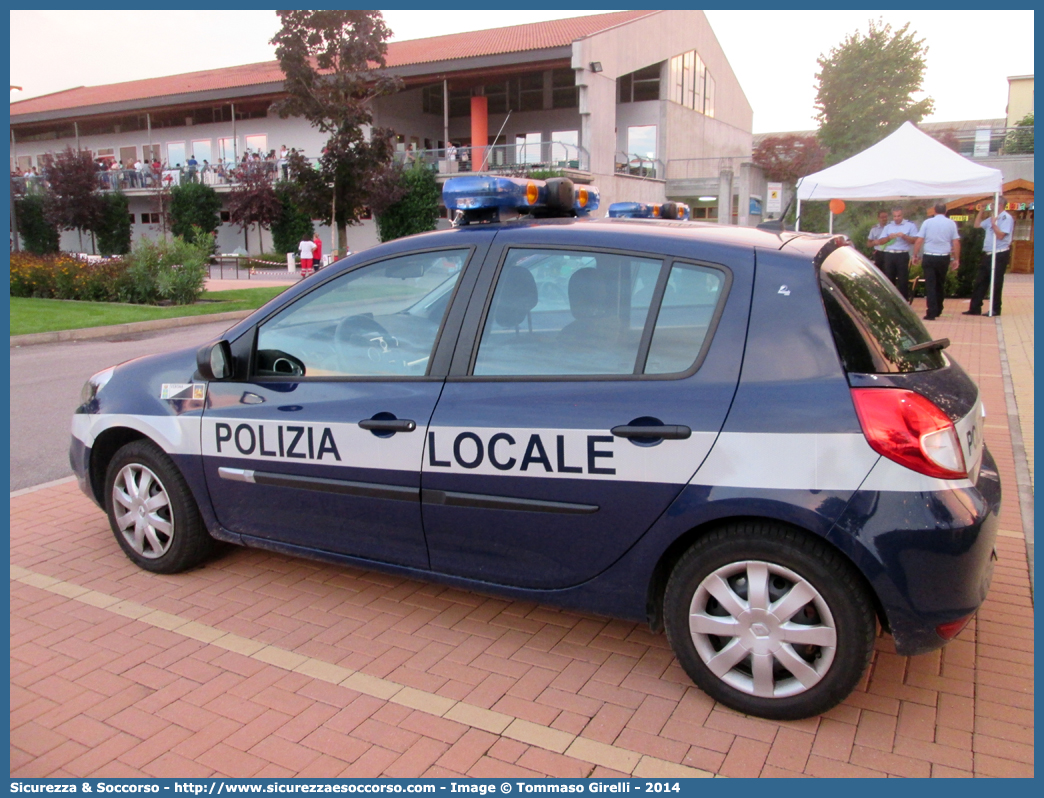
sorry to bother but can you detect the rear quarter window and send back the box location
[819,245,945,374]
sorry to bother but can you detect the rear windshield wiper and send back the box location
[904,337,950,353]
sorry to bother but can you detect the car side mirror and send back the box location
[197,340,233,380]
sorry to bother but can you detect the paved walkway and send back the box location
[10,279,1034,778]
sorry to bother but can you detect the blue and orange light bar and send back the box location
[443,176,599,221]
[608,201,691,220]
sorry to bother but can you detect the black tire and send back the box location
[104,439,213,574]
[664,521,875,720]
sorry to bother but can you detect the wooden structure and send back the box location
[947,178,1034,273]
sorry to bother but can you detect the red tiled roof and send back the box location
[11,10,657,118]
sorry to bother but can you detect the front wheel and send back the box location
[664,522,875,720]
[104,440,213,574]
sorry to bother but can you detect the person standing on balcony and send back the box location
[186,154,198,183]
[134,158,146,188]
[964,195,1014,316]
[912,203,961,321]
[278,145,289,180]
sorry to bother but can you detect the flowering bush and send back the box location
[9,253,129,302]
[9,230,213,305]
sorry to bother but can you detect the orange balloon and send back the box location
[829,199,846,215]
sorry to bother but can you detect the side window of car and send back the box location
[255,249,468,378]
[644,263,726,374]
[472,248,662,376]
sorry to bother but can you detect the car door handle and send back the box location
[611,424,691,440]
[358,418,417,433]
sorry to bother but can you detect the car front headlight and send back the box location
[80,367,115,406]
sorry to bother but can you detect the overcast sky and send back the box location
[9,9,1035,133]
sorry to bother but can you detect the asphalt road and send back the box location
[9,320,236,491]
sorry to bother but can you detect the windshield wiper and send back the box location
[904,337,950,354]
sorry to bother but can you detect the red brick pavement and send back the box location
[10,296,1033,778]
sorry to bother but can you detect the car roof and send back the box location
[404,215,835,254]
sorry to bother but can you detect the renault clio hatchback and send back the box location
[71,177,999,719]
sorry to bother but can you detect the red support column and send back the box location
[470,96,488,172]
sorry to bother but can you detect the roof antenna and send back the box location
[757,193,795,232]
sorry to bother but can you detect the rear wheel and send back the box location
[664,522,875,720]
[104,440,213,574]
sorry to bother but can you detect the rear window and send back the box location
[819,245,945,374]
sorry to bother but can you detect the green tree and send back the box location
[94,192,133,256]
[372,161,441,243]
[271,182,315,254]
[814,21,933,164]
[16,191,60,255]
[1004,112,1034,154]
[169,181,222,240]
[271,10,403,254]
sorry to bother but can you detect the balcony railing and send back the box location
[10,159,317,195]
[393,141,590,174]
[943,124,1034,156]
[614,152,665,179]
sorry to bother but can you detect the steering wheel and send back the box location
[334,314,399,373]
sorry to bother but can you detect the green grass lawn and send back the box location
[10,286,289,336]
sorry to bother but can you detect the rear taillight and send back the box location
[936,614,973,640]
[851,388,967,480]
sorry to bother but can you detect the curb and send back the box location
[10,309,253,348]
[995,317,1035,595]
[10,475,77,498]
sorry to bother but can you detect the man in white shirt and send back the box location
[880,207,920,300]
[964,195,1015,316]
[912,203,961,320]
[866,210,890,273]
[298,236,318,277]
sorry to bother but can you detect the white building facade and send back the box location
[11,10,755,255]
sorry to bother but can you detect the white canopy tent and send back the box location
[795,122,1005,314]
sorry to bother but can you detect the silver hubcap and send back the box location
[689,560,837,698]
[112,464,174,559]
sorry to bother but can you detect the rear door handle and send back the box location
[611,425,691,440]
[359,418,417,433]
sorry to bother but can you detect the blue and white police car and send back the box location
[71,176,999,720]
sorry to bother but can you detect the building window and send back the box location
[422,85,444,116]
[245,135,267,156]
[551,68,578,109]
[516,132,542,164]
[141,212,161,225]
[517,72,545,112]
[704,72,715,118]
[192,139,213,165]
[551,130,579,165]
[167,142,186,168]
[627,126,657,160]
[218,137,236,165]
[484,81,510,115]
[668,50,710,114]
[220,211,231,223]
[128,213,136,224]
[618,62,663,103]
[142,144,160,162]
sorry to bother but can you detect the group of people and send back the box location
[297,234,324,277]
[867,196,1014,319]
